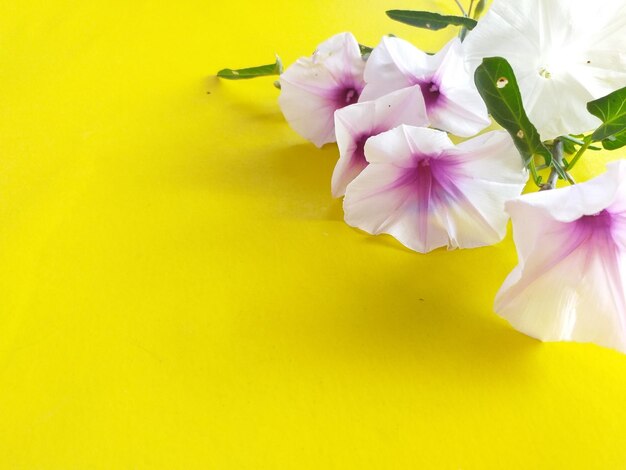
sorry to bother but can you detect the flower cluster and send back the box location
[219,0,626,354]
[280,32,527,253]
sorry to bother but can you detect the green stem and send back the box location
[541,140,574,190]
[529,158,542,187]
[455,0,469,39]
[560,134,601,150]
[566,139,592,170]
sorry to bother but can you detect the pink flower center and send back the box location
[391,155,462,207]
[333,85,361,108]
[578,210,614,232]
[351,133,370,167]
[384,154,463,242]
[418,79,442,109]
[569,209,620,254]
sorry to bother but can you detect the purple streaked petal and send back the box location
[359,36,435,103]
[496,214,626,351]
[428,38,489,136]
[496,161,626,353]
[278,32,365,147]
[364,126,453,167]
[332,87,429,197]
[417,78,442,110]
[343,126,527,252]
[361,36,489,137]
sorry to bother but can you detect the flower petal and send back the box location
[495,161,626,353]
[496,215,626,353]
[431,40,490,137]
[362,36,489,137]
[464,0,626,139]
[278,32,365,147]
[360,36,435,103]
[506,160,626,223]
[343,126,526,252]
[332,86,429,197]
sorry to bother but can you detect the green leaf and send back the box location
[359,44,373,56]
[587,86,626,142]
[602,129,626,150]
[474,57,552,167]
[472,0,486,19]
[386,10,477,31]
[217,55,283,80]
[550,151,569,181]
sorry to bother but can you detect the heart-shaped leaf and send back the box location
[588,86,626,145]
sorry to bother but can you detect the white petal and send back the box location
[428,94,490,137]
[435,132,527,246]
[430,39,490,136]
[370,86,429,131]
[278,81,339,148]
[363,37,489,136]
[453,131,527,182]
[278,32,365,147]
[360,36,436,102]
[464,0,626,139]
[364,125,454,166]
[507,160,626,223]
[313,32,363,74]
[332,86,429,197]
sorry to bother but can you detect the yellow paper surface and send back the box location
[1,1,625,468]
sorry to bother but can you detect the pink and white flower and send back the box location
[343,126,528,253]
[359,37,490,137]
[278,32,366,148]
[495,161,626,353]
[464,0,626,140]
[332,86,429,198]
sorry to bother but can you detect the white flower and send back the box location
[278,32,366,148]
[464,0,626,140]
[332,86,429,198]
[359,36,490,137]
[495,160,626,353]
[343,125,528,253]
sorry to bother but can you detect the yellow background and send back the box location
[1,1,625,468]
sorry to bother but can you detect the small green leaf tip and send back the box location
[386,10,477,31]
[217,55,283,80]
[472,0,486,19]
[359,44,373,56]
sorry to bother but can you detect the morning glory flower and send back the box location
[278,32,366,148]
[343,126,528,253]
[332,86,429,198]
[464,0,626,140]
[359,36,490,138]
[495,161,626,353]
